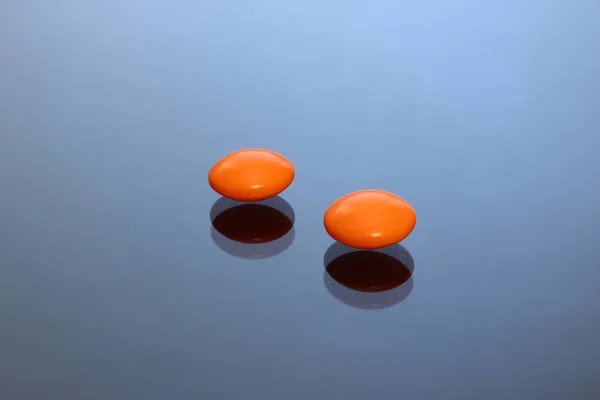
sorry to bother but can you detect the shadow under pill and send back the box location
[323,242,415,310]
[210,196,295,259]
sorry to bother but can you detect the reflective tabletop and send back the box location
[1,1,599,399]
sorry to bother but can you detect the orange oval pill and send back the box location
[324,190,416,250]
[208,149,294,202]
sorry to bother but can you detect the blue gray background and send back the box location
[1,1,599,399]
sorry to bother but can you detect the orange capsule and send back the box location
[324,190,416,250]
[208,148,294,202]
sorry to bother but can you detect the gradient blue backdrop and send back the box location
[1,1,599,398]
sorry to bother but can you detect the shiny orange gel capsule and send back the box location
[208,149,294,202]
[324,190,416,250]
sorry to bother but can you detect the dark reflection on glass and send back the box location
[210,196,295,259]
[323,242,414,310]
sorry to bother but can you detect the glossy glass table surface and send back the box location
[1,2,599,399]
